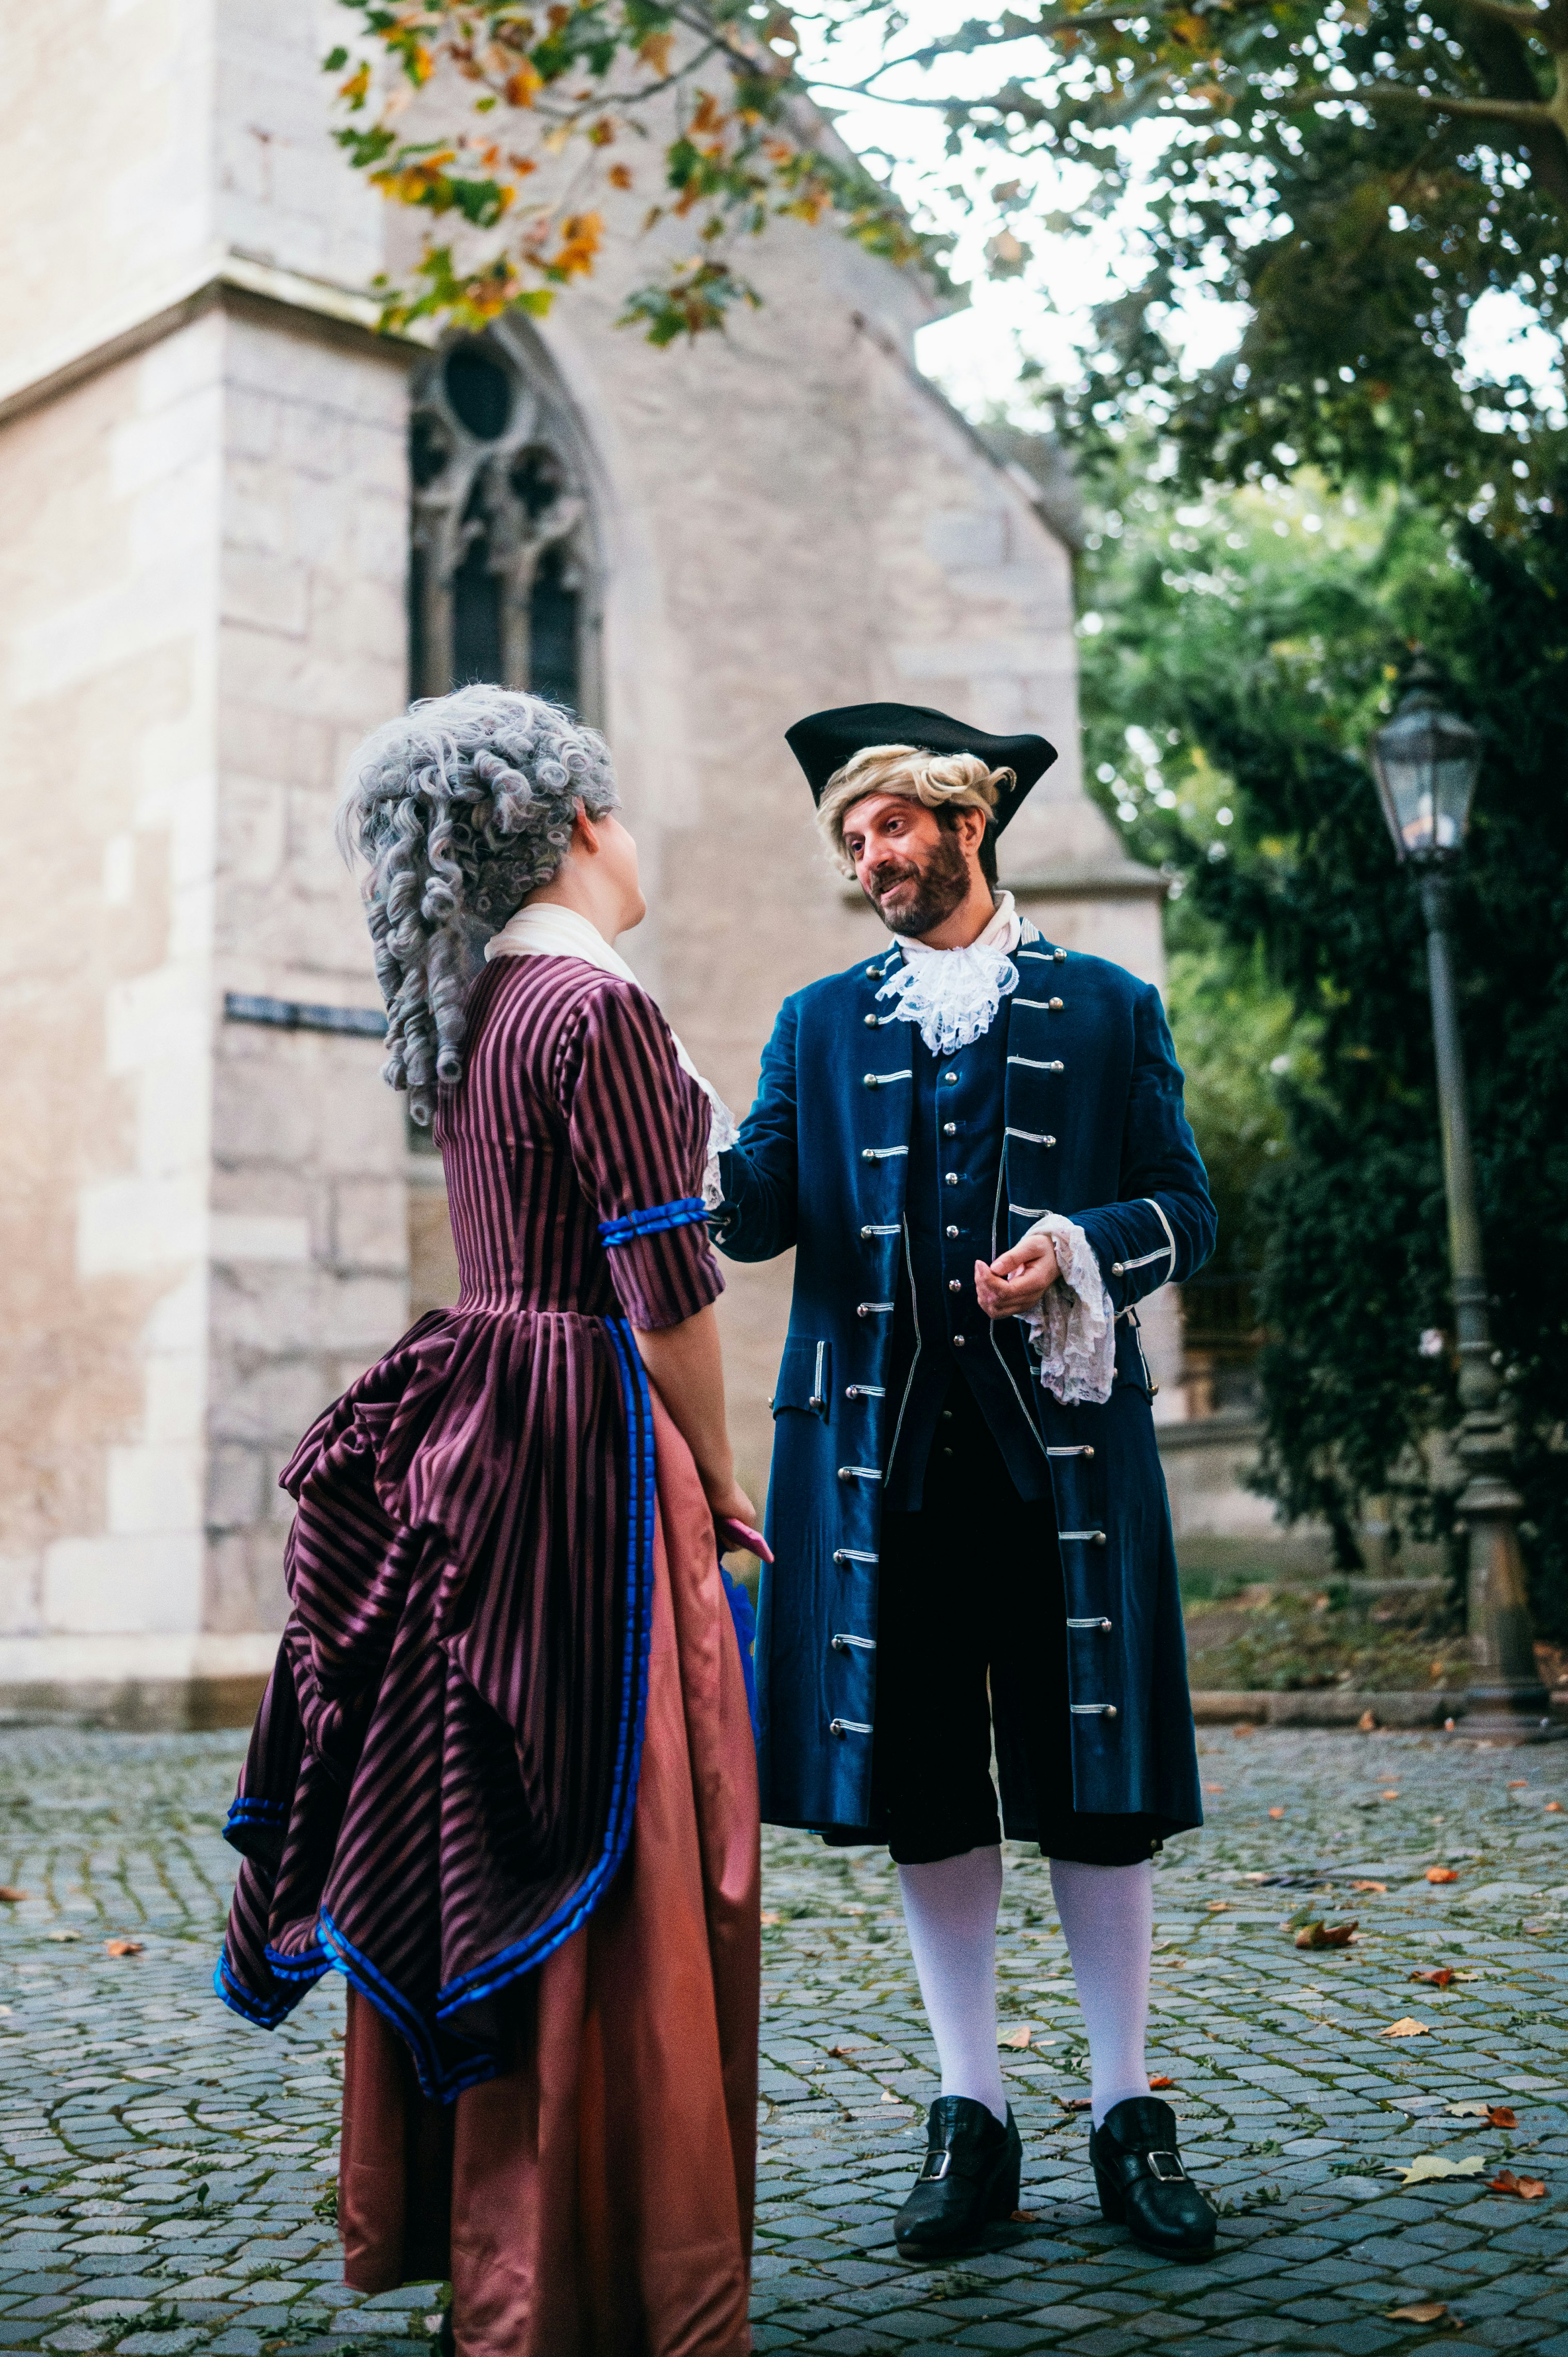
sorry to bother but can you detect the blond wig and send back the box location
[815,743,1015,877]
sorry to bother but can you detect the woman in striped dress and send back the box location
[214,687,761,2357]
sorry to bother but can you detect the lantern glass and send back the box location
[1370,679,1482,861]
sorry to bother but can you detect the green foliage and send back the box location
[1076,448,1568,1617]
[322,1,943,339]
[814,0,1568,510]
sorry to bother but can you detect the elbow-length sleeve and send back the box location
[562,978,726,1331]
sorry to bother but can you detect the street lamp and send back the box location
[1370,655,1555,1741]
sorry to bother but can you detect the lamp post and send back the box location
[1369,656,1554,1741]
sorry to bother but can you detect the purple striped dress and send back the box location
[216,954,725,2098]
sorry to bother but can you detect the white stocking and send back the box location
[898,1846,1008,2123]
[1049,1857,1153,2126]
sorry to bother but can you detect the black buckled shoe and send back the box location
[1089,2096,1215,2260]
[894,2096,1022,2260]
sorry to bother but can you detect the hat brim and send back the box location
[785,701,1056,835]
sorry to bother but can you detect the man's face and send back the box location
[842,793,973,938]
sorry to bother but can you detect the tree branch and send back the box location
[1283,78,1552,124]
[1453,0,1562,39]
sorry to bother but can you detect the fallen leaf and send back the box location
[1204,1784,1225,1794]
[1489,2168,1546,2199]
[1411,1967,1455,1988]
[0,1886,27,1903]
[1148,2074,1176,2089]
[1426,1866,1459,1884]
[1295,1920,1359,1949]
[1010,2208,1038,2223]
[1486,2105,1518,2129]
[760,1911,781,1926]
[1387,2301,1457,2323]
[104,1939,143,1958]
[826,2043,866,2057]
[1547,1801,1564,1813]
[1383,2017,1430,2037]
[1381,1789,1401,1800]
[1055,2095,1093,2112]
[880,2089,901,2103]
[1392,2154,1485,2186]
[1268,1806,1285,1819]
[1352,1880,1389,1894]
[999,2025,1032,2049]
[1232,1721,1254,1735]
[1206,1899,1230,1912]
[1358,1708,1377,1731]
[45,1928,81,1943]
[1508,1779,1529,1789]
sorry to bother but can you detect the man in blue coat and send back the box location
[713,705,1218,2261]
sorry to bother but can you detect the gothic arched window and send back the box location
[408,334,600,720]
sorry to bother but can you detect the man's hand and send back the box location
[974,1233,1060,1322]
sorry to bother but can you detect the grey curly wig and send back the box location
[336,685,619,1125]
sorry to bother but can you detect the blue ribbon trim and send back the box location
[211,1315,660,2103]
[434,1315,656,2017]
[720,1565,760,1743]
[225,1796,285,1832]
[264,1941,330,1984]
[212,1946,298,2030]
[597,1196,706,1246]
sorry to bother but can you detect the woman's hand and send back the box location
[974,1233,1060,1321]
[705,1474,760,1533]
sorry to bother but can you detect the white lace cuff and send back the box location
[699,1082,740,1213]
[1018,1215,1115,1406]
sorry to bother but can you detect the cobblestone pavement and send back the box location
[3,1724,1568,2357]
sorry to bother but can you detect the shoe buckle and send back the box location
[1147,2150,1187,2184]
[919,2150,953,2183]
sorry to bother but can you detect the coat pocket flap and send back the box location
[772,1337,831,1418]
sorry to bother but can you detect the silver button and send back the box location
[1105,1705,1118,1719]
[1054,947,1066,962]
[945,1173,958,1187]
[856,1304,871,1318]
[944,1072,959,1085]
[943,1122,956,1137]
[864,1013,878,1028]
[1049,997,1064,1011]
[953,1335,967,1349]
[1111,1261,1125,1275]
[863,1073,877,1088]
[1094,1532,1108,1546]
[866,965,878,976]
[861,1226,875,1238]
[948,1280,961,1293]
[946,1224,959,1238]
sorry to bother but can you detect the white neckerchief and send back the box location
[876,890,1023,1057]
[484,900,738,1203]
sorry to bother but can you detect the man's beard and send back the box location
[864,828,971,939]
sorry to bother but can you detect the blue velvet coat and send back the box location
[714,921,1216,1837]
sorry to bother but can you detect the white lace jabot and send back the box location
[876,891,1022,1057]
[484,902,738,1207]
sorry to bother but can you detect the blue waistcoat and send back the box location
[713,921,1216,1837]
[883,1006,1052,1510]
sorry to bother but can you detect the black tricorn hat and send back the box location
[785,701,1057,835]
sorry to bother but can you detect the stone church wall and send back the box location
[0,0,1187,1711]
